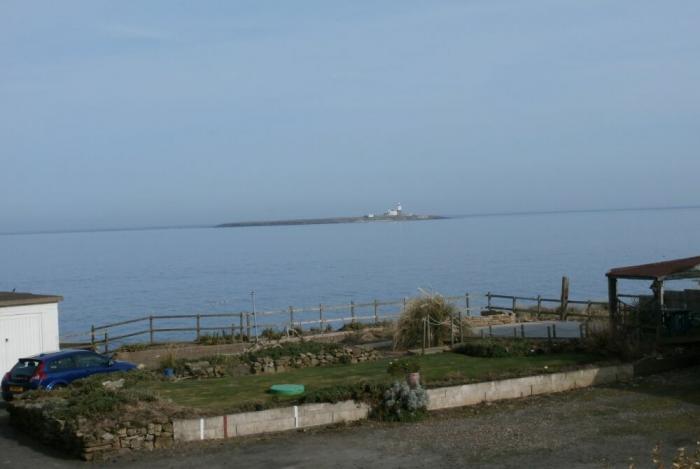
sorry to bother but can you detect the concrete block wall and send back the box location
[174,364,632,442]
[174,400,370,442]
[426,364,633,411]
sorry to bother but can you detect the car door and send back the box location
[74,352,111,379]
[45,356,79,385]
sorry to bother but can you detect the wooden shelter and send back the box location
[607,256,700,345]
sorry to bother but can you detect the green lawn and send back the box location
[148,352,603,414]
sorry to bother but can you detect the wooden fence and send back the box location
[71,290,626,353]
[485,292,612,320]
[85,294,478,353]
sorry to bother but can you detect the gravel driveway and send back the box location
[2,366,699,468]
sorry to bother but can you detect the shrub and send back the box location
[454,338,536,358]
[393,293,460,350]
[260,328,283,340]
[301,381,387,405]
[378,381,429,421]
[387,358,421,376]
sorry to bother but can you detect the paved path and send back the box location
[2,366,700,468]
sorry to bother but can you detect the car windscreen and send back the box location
[10,359,41,379]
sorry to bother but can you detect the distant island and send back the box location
[216,204,448,228]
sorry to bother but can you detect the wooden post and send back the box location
[104,332,109,354]
[246,313,251,341]
[607,276,618,336]
[552,323,557,338]
[521,324,525,338]
[586,301,592,319]
[579,323,584,339]
[149,316,154,345]
[486,292,492,311]
[458,309,464,343]
[319,304,324,333]
[350,300,356,325]
[536,295,542,319]
[239,313,244,342]
[196,314,201,341]
[231,324,235,343]
[547,326,552,346]
[289,306,295,330]
[512,297,517,314]
[373,299,379,325]
[91,325,95,348]
[560,276,570,320]
[465,293,470,317]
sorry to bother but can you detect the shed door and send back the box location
[0,314,44,374]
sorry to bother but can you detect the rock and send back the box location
[102,378,125,391]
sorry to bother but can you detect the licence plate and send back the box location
[9,386,24,393]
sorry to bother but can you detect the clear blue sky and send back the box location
[2,1,699,232]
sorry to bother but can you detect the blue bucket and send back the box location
[163,367,175,378]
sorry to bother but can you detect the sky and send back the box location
[1,1,699,233]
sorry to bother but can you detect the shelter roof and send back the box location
[607,256,700,281]
[0,291,63,308]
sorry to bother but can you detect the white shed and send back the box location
[0,292,62,374]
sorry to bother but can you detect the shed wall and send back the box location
[0,303,59,374]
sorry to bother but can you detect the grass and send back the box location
[147,352,603,414]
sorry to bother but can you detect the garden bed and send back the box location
[146,351,607,414]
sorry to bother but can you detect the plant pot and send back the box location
[406,372,420,388]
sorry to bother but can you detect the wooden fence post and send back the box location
[91,325,95,348]
[465,293,470,317]
[196,314,201,341]
[230,324,235,343]
[373,299,379,325]
[104,332,109,354]
[350,300,355,325]
[239,313,244,342]
[289,306,294,330]
[560,276,570,320]
[552,323,557,338]
[487,292,492,311]
[246,313,251,341]
[547,326,552,346]
[149,316,154,345]
[319,304,324,333]
[512,297,517,314]
[537,295,542,319]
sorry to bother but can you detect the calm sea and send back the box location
[1,208,699,339]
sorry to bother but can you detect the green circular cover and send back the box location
[269,384,305,396]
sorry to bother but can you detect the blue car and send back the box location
[2,349,136,401]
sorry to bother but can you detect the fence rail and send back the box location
[485,292,611,320]
[66,290,618,353]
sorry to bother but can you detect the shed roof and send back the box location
[607,256,700,281]
[0,292,63,308]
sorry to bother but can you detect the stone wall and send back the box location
[250,347,380,374]
[7,400,175,461]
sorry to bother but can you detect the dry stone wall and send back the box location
[7,400,175,461]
